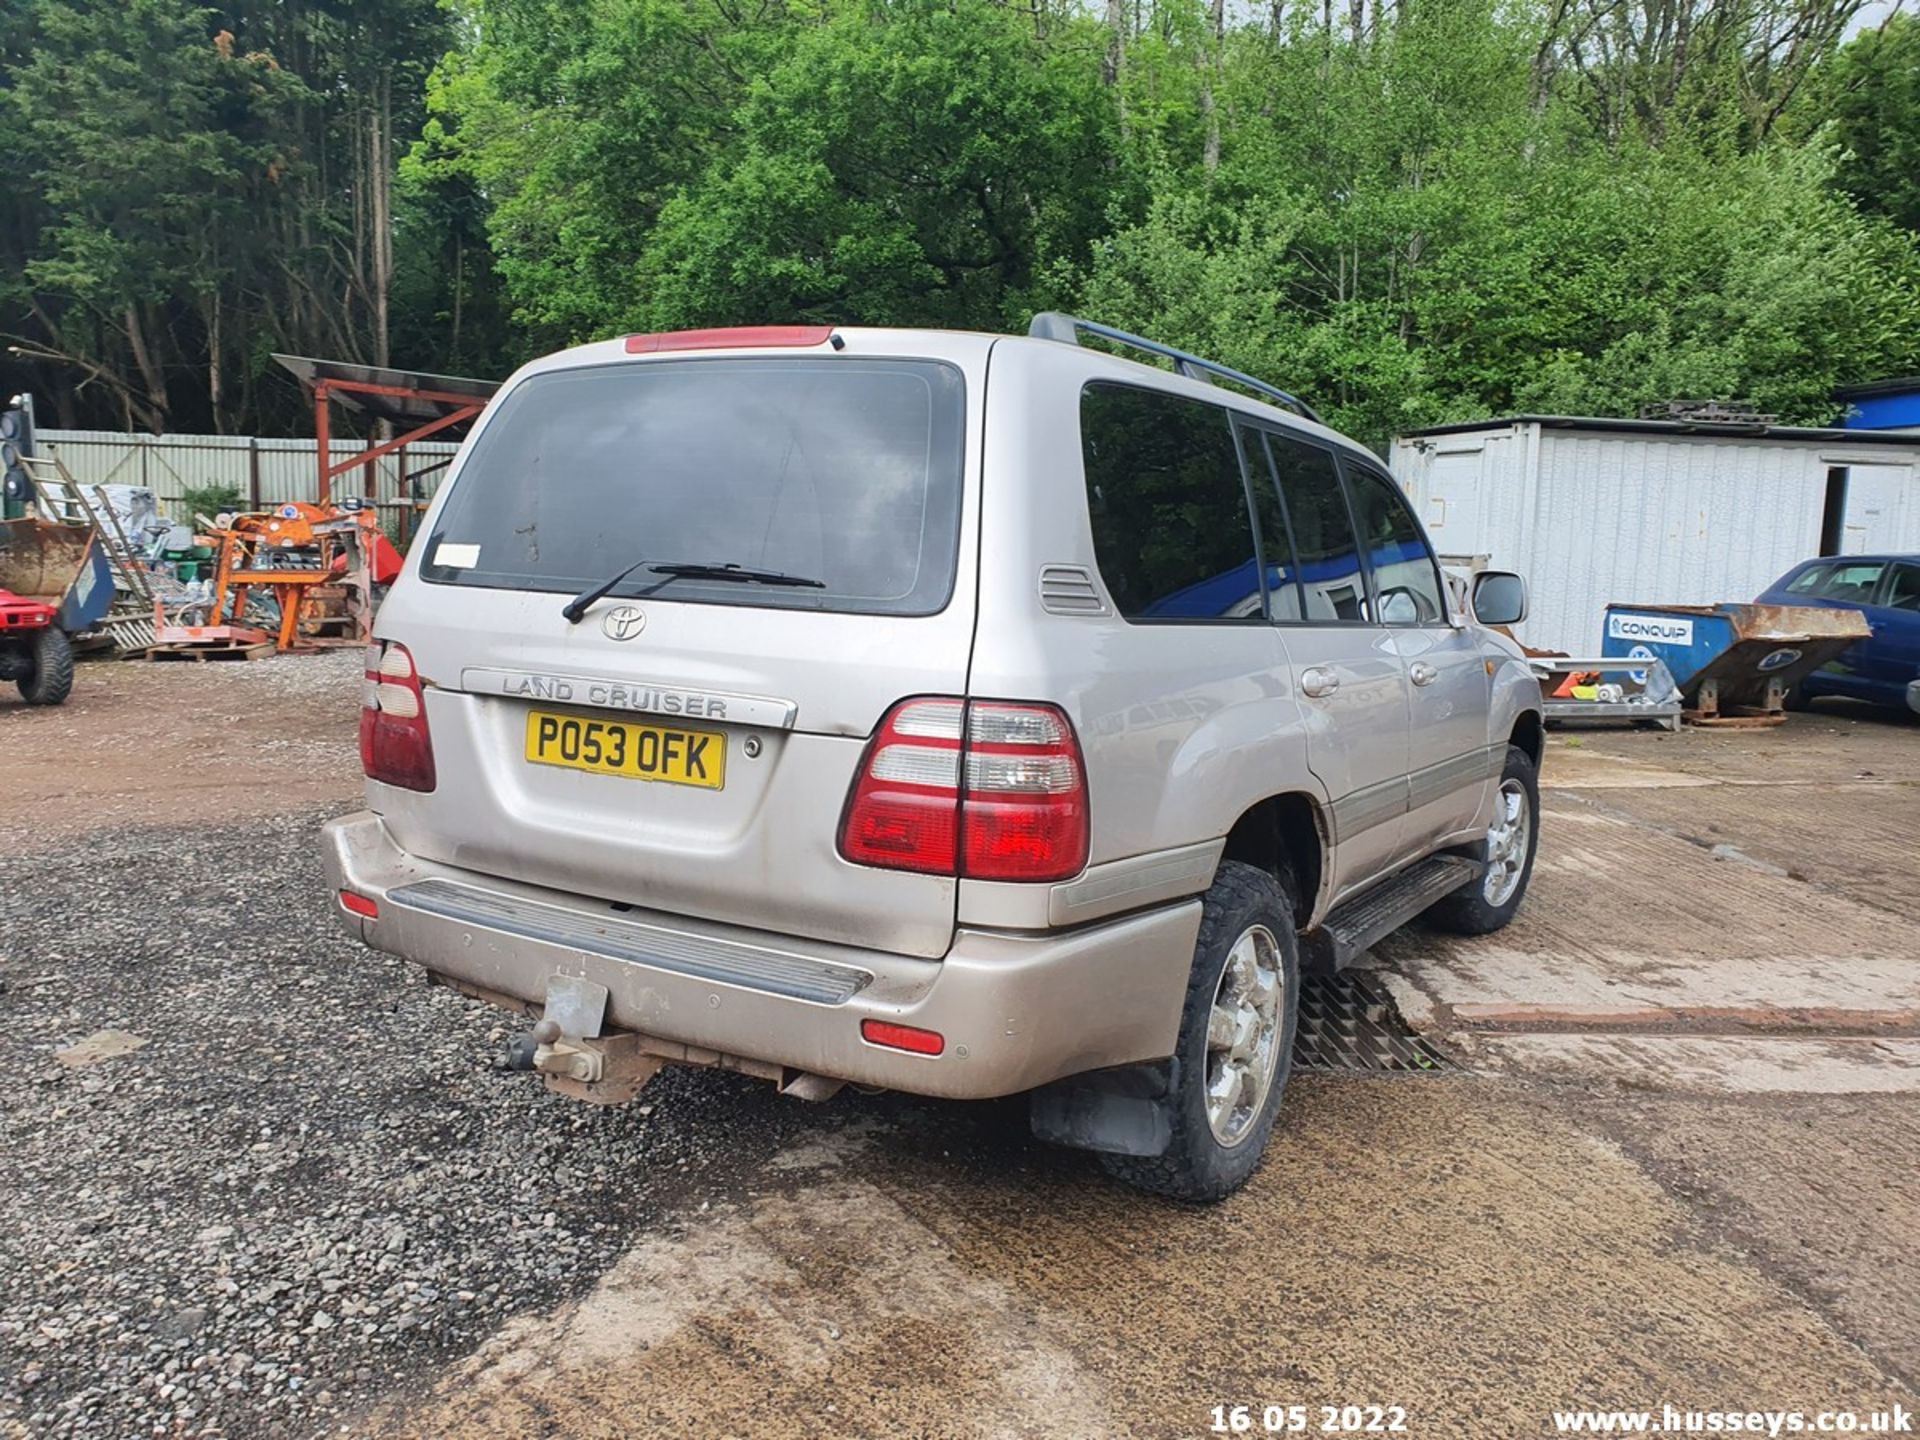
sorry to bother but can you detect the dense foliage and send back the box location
[2,0,1916,442]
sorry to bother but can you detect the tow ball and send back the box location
[505,1017,665,1106]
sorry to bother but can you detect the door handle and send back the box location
[1410,662,1439,687]
[1301,666,1340,698]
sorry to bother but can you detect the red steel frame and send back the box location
[312,378,488,509]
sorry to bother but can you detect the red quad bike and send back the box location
[0,516,113,707]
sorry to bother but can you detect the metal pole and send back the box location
[314,381,331,506]
[248,436,261,511]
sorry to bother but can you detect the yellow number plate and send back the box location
[524,710,726,789]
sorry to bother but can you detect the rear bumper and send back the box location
[322,812,1197,1099]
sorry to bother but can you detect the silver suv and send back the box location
[324,314,1542,1201]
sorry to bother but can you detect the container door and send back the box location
[1842,465,1914,554]
[1421,446,1486,565]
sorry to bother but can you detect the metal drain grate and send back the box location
[1295,968,1453,1073]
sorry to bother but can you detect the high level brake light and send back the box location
[624,326,836,354]
[838,698,1089,882]
[360,641,437,792]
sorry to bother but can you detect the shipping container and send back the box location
[1390,415,1920,654]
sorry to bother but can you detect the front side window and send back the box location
[1264,431,1368,622]
[420,358,966,616]
[1342,465,1447,625]
[1079,383,1264,621]
[1784,565,1832,596]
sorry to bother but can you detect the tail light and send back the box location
[360,641,436,792]
[838,698,1088,882]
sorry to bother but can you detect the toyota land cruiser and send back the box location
[323,315,1542,1201]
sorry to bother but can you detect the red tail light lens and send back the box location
[360,641,437,792]
[838,699,964,874]
[838,698,1088,883]
[959,703,1089,881]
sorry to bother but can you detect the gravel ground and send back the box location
[0,810,811,1439]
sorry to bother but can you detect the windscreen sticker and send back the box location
[433,542,481,569]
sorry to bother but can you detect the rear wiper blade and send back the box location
[647,561,826,589]
[562,556,656,624]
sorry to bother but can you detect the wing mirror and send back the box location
[1472,570,1528,627]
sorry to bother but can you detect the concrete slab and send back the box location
[1538,746,1717,790]
[1555,783,1920,927]
[1583,1089,1920,1386]
[1555,706,1918,788]
[1375,802,1920,1030]
[1478,1035,1920,1093]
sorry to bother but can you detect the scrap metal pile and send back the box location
[145,501,401,661]
[8,452,399,664]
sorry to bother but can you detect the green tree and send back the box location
[633,0,1120,332]
[1800,14,1920,235]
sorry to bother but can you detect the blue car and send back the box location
[1757,555,1920,714]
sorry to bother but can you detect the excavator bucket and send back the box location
[0,518,113,630]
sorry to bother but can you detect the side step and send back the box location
[1322,855,1481,969]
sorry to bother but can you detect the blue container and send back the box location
[1601,603,1871,718]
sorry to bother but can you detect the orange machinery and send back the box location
[204,502,401,652]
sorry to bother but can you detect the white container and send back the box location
[1391,415,1920,653]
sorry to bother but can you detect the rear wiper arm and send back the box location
[647,561,826,589]
[563,558,826,622]
[562,556,656,624]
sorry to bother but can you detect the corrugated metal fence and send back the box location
[39,429,461,520]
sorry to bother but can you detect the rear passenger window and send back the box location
[1079,383,1264,621]
[1263,432,1368,622]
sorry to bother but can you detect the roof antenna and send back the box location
[829,332,846,351]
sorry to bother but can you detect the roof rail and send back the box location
[1027,312,1323,424]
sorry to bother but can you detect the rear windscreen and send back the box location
[419,357,967,615]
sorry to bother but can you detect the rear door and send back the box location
[1241,423,1414,899]
[370,334,987,960]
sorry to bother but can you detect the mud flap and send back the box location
[1028,1059,1176,1157]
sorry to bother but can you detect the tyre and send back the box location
[17,627,74,706]
[1425,743,1539,936]
[1101,861,1300,1203]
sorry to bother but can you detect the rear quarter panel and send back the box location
[966,339,1326,874]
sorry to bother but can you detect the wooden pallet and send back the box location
[141,639,276,663]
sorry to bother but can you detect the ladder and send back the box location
[20,453,155,604]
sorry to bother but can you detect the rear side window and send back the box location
[1079,383,1263,621]
[420,358,966,616]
